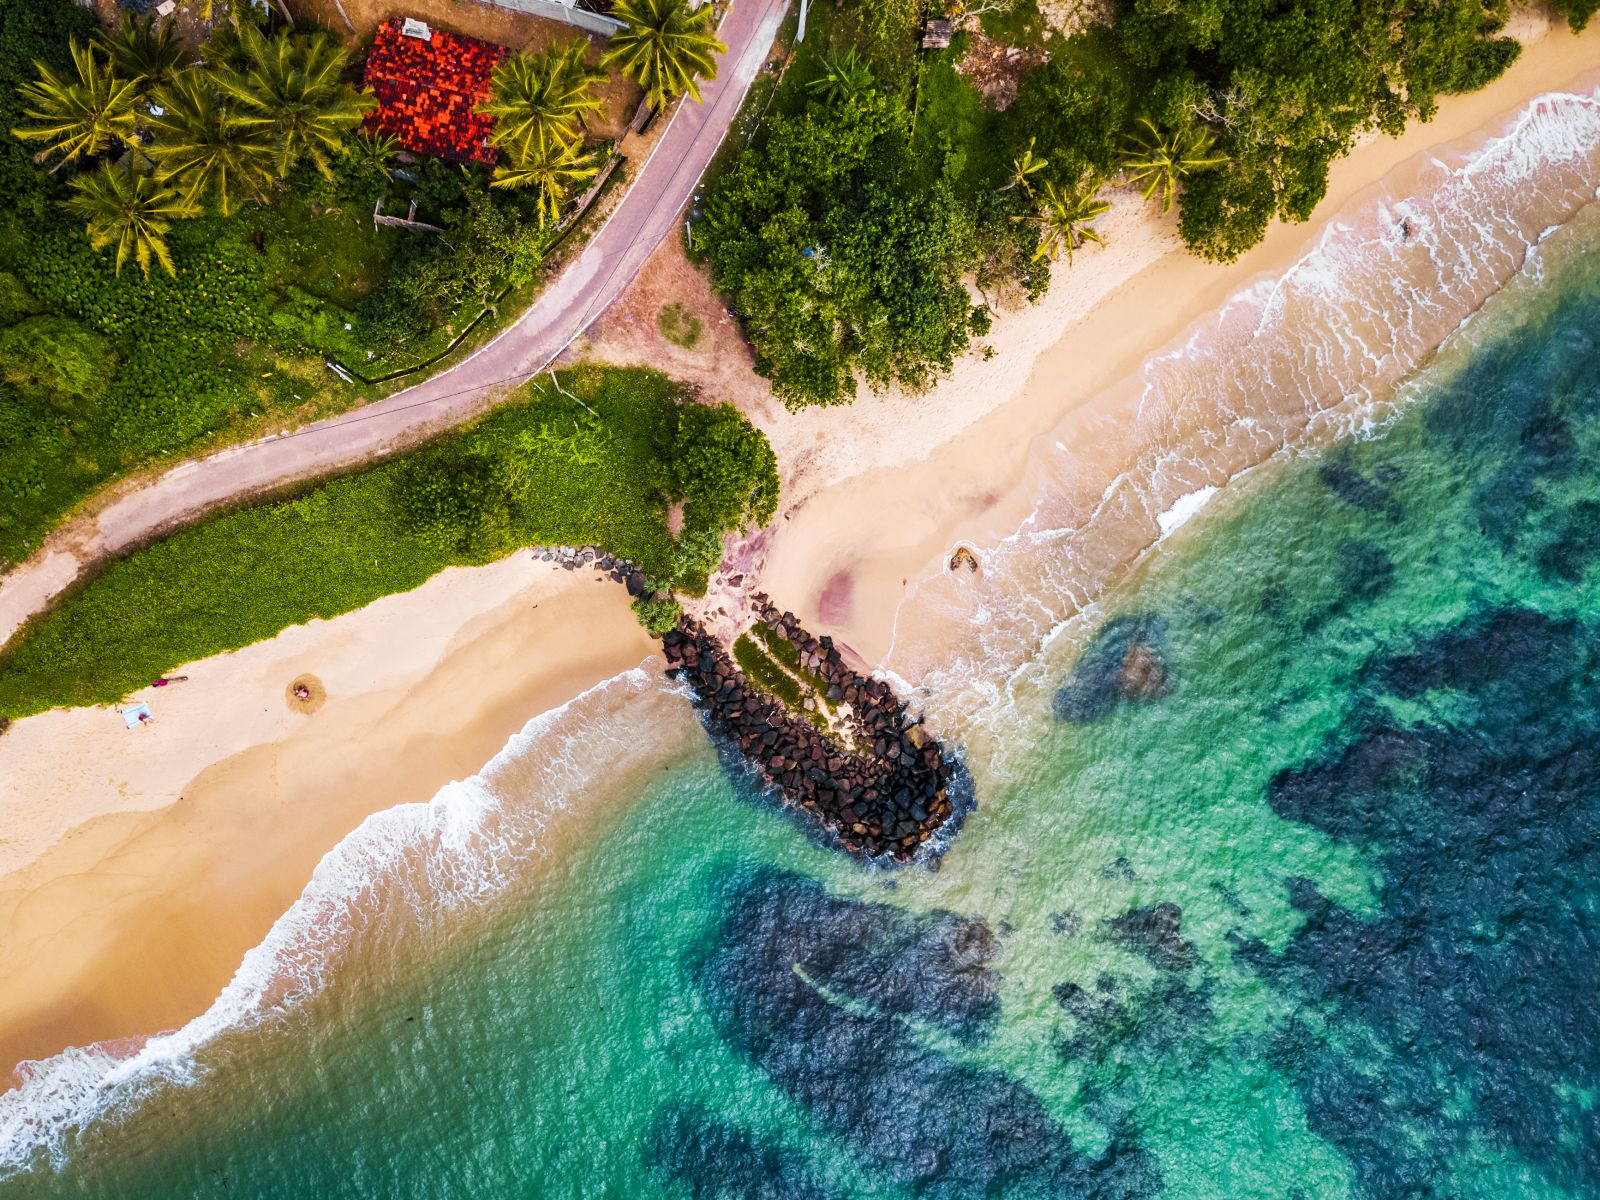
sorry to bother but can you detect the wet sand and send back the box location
[754,18,1600,674]
[0,559,655,1073]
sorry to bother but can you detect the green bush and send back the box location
[733,633,805,710]
[0,369,780,717]
[632,596,684,635]
[701,46,1030,409]
[0,316,118,403]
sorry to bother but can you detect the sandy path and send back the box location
[0,0,791,651]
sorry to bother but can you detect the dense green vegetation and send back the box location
[0,368,778,717]
[0,0,607,571]
[1552,0,1600,31]
[698,6,1040,408]
[700,0,1562,407]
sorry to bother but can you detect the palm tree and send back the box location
[808,47,873,106]
[481,40,607,160]
[97,12,186,97]
[11,41,139,168]
[343,129,400,182]
[64,161,196,278]
[602,0,726,109]
[146,68,274,215]
[491,138,600,227]
[1119,117,1226,213]
[999,137,1048,195]
[216,29,373,180]
[1020,178,1110,263]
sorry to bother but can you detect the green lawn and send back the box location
[0,367,777,718]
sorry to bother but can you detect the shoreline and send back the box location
[3,16,1599,1090]
[749,17,1600,672]
[0,559,655,1074]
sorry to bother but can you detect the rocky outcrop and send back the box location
[661,598,966,863]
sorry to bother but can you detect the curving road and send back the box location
[0,0,789,648]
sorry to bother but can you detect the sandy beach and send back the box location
[696,14,1600,668]
[3,14,1599,1084]
[0,559,655,1073]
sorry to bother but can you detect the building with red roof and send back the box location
[362,19,509,165]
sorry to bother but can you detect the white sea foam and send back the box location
[893,85,1600,760]
[0,664,680,1179]
[1155,487,1218,538]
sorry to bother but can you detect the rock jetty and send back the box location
[534,543,658,598]
[661,598,963,862]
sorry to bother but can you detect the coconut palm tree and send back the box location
[64,160,196,278]
[11,41,139,168]
[491,138,600,227]
[216,29,373,180]
[97,12,186,97]
[146,68,274,216]
[999,137,1048,195]
[602,0,726,109]
[1020,178,1110,263]
[1119,116,1226,213]
[481,40,607,160]
[808,47,873,106]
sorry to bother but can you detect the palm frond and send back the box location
[601,0,726,109]
[11,41,139,166]
[1118,116,1226,213]
[64,161,196,278]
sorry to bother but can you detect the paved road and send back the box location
[0,0,789,648]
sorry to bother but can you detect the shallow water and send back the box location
[8,117,1600,1200]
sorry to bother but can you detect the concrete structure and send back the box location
[470,0,624,38]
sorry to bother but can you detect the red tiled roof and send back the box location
[363,19,508,164]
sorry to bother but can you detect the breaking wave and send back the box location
[0,664,688,1179]
[889,84,1600,755]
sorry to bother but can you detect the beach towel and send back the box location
[121,703,153,729]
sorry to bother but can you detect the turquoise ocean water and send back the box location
[6,102,1600,1200]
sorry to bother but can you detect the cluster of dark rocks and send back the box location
[661,597,963,862]
[534,544,659,599]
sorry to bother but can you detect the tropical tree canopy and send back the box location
[1022,178,1110,263]
[490,136,599,226]
[216,29,373,180]
[11,40,137,166]
[146,67,274,215]
[1118,117,1225,214]
[481,39,606,160]
[602,0,726,109]
[97,12,185,96]
[63,160,195,278]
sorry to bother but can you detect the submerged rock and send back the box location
[699,868,1161,1199]
[1102,902,1196,973]
[1053,614,1171,724]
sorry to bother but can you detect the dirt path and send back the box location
[0,0,790,651]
